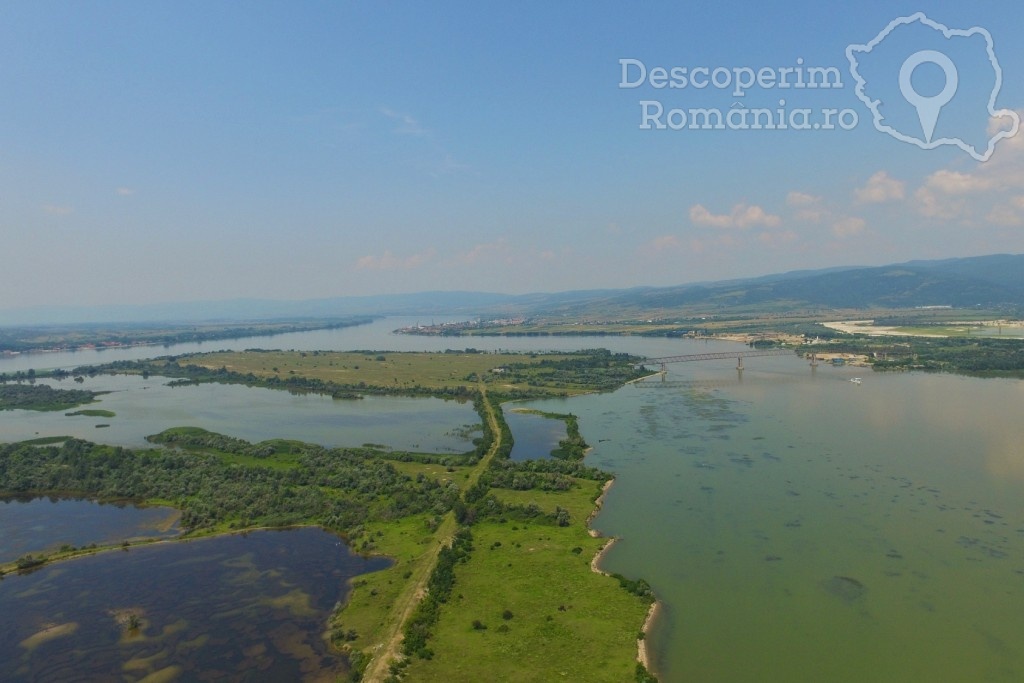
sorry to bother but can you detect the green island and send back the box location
[0,383,102,412]
[65,408,116,418]
[0,349,657,682]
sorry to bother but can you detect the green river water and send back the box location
[548,358,1024,682]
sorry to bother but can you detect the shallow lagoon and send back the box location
[504,407,568,461]
[0,497,180,563]
[0,527,389,682]
[0,374,477,453]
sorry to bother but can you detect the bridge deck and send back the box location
[642,348,795,364]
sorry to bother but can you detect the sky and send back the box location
[1,1,1023,310]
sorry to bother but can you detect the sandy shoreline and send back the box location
[637,601,661,671]
[626,372,666,385]
[585,477,662,679]
[586,478,614,536]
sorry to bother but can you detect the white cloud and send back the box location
[458,238,511,265]
[989,111,1023,139]
[987,196,1024,226]
[912,109,1024,221]
[637,234,683,258]
[650,234,680,250]
[786,191,827,222]
[786,191,819,207]
[914,186,964,220]
[689,203,781,229]
[923,170,997,195]
[116,187,135,196]
[356,248,436,270]
[832,216,866,239]
[854,171,905,203]
[757,229,798,246]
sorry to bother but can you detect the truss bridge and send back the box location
[642,348,795,369]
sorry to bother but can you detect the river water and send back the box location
[4,317,1024,681]
[557,360,1024,682]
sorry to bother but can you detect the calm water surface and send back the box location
[0,316,706,373]
[0,527,389,682]
[503,407,567,461]
[0,373,477,452]
[570,359,1024,682]
[0,497,180,563]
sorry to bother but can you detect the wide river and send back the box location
[4,316,1024,681]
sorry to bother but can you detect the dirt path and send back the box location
[361,384,501,682]
[361,514,455,682]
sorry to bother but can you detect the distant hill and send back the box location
[3,254,1024,326]
[522,254,1024,315]
[0,291,519,326]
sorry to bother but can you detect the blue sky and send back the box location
[2,1,1023,309]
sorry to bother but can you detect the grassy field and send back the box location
[890,325,1024,338]
[332,513,455,659]
[390,461,471,489]
[171,350,590,395]
[348,385,654,682]
[491,483,607,523]
[402,483,650,683]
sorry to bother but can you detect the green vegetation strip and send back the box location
[0,383,100,412]
[65,409,116,418]
[62,348,648,399]
[800,335,1024,376]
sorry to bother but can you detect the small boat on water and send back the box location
[850,377,862,384]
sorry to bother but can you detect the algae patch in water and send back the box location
[822,575,866,603]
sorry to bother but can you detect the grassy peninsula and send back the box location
[0,349,656,682]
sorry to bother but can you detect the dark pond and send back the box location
[504,407,568,461]
[0,527,389,681]
[0,497,180,564]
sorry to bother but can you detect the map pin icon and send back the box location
[899,50,958,144]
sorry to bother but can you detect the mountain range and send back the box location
[4,254,1024,326]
